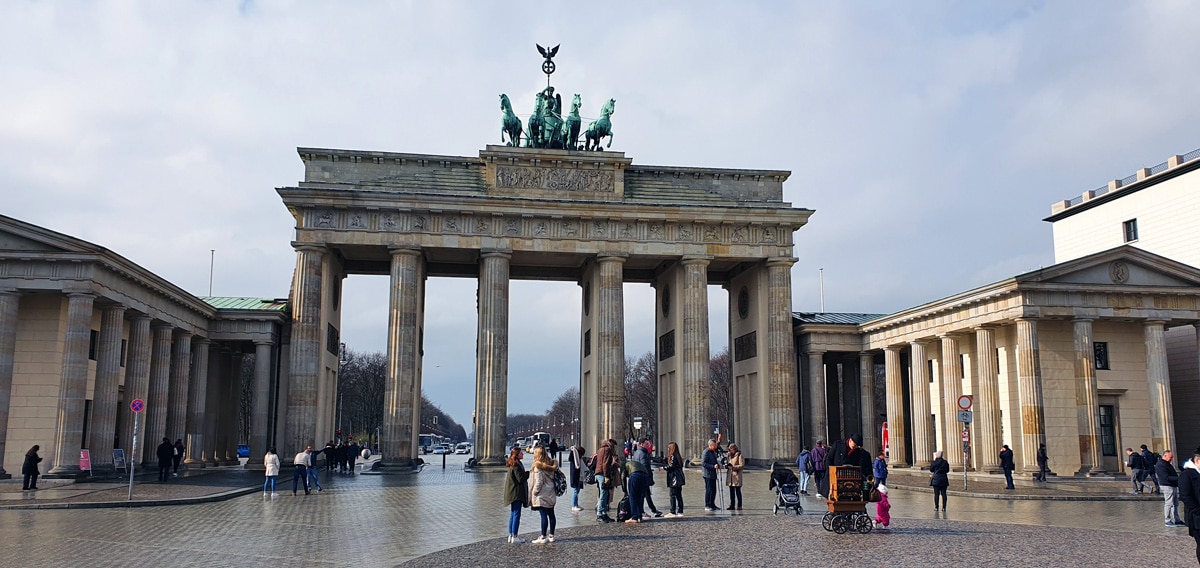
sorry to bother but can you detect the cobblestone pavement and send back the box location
[0,454,1193,567]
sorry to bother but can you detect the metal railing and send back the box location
[1059,147,1199,210]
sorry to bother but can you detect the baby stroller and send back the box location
[769,465,803,515]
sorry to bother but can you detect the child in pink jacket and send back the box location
[874,484,891,530]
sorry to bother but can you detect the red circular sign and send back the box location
[130,399,145,413]
[957,395,972,410]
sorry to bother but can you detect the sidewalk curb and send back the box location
[888,483,1162,502]
[0,485,261,510]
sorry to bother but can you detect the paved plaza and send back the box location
[0,454,1195,567]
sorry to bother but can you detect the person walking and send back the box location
[568,444,586,512]
[1156,450,1184,527]
[1035,443,1049,482]
[725,443,745,511]
[811,440,829,499]
[21,445,42,491]
[662,441,686,517]
[635,440,664,518]
[796,446,813,495]
[324,441,336,472]
[930,450,950,512]
[264,447,280,496]
[701,438,720,511]
[172,438,185,476]
[528,446,559,543]
[156,437,174,482]
[347,439,360,474]
[1179,448,1200,563]
[504,447,529,543]
[873,451,888,489]
[873,484,891,530]
[1127,447,1146,494]
[306,445,324,492]
[1000,444,1016,490]
[591,440,617,523]
[292,445,312,496]
[1142,445,1161,494]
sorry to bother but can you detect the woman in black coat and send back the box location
[22,445,42,490]
[929,450,950,512]
[568,445,585,511]
[1179,449,1200,564]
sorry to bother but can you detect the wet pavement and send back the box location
[0,454,1194,567]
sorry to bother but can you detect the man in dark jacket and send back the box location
[1178,448,1200,563]
[156,438,174,482]
[1156,450,1184,526]
[999,444,1016,490]
[831,434,872,481]
[1142,445,1161,494]
[635,440,663,517]
[1127,447,1146,494]
[347,440,360,474]
[701,439,720,511]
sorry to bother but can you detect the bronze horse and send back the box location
[499,94,522,147]
[563,94,582,150]
[585,98,615,151]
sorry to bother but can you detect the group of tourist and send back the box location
[321,439,364,474]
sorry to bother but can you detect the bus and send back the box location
[526,432,551,452]
[419,433,448,454]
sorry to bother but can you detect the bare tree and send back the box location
[545,387,581,446]
[625,351,657,441]
[338,349,386,441]
[709,348,733,441]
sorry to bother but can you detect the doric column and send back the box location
[1073,319,1103,474]
[596,254,627,442]
[222,352,244,465]
[474,250,510,466]
[974,326,1002,473]
[48,292,94,476]
[87,305,126,469]
[184,338,210,466]
[940,334,964,469]
[765,257,799,460]
[167,331,193,443]
[1145,321,1175,454]
[144,322,174,464]
[859,352,878,456]
[1016,318,1046,474]
[682,257,711,463]
[807,349,827,445]
[203,347,224,466]
[382,247,424,466]
[884,346,907,468]
[0,289,20,477]
[122,316,151,466]
[910,340,933,469]
[286,243,325,455]
[249,340,274,462]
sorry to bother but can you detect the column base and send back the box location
[44,465,86,479]
[370,459,420,474]
[1076,466,1107,477]
[913,461,931,470]
[0,469,10,480]
[183,458,205,468]
[980,465,1004,474]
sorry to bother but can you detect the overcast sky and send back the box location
[5,1,1200,429]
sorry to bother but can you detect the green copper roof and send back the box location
[202,297,288,311]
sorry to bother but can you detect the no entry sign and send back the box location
[130,399,144,413]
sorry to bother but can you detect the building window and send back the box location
[1099,405,1117,456]
[1122,219,1138,242]
[89,330,99,360]
[1094,342,1110,370]
[120,339,127,367]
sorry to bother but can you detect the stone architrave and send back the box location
[939,334,964,469]
[48,292,94,476]
[286,244,325,454]
[974,326,1002,473]
[167,331,193,444]
[909,340,933,469]
[859,352,877,456]
[1073,319,1103,475]
[184,338,211,466]
[680,257,711,462]
[249,340,274,463]
[474,250,511,466]
[808,349,827,446]
[144,323,174,464]
[884,346,907,468]
[381,247,425,467]
[0,290,19,477]
[88,305,126,469]
[765,258,799,460]
[1015,318,1046,474]
[1144,321,1175,454]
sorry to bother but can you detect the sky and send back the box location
[4,1,1200,429]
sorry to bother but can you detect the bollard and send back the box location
[443,452,447,469]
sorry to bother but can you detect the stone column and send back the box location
[1016,318,1046,475]
[1145,321,1175,454]
[884,346,907,468]
[859,352,878,456]
[808,349,827,445]
[249,340,274,463]
[974,326,1002,473]
[48,292,94,476]
[184,338,210,466]
[596,254,627,442]
[1073,319,1103,474]
[87,305,126,469]
[765,257,800,460]
[122,316,152,466]
[682,257,711,463]
[382,247,424,466]
[144,322,174,464]
[222,352,244,465]
[474,250,510,466]
[203,348,224,466]
[286,243,325,455]
[910,340,933,469]
[940,334,964,469]
[167,331,192,443]
[0,289,19,478]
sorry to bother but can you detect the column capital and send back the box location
[388,245,423,257]
[680,255,713,266]
[808,348,826,356]
[1071,317,1095,323]
[1144,320,1167,327]
[151,321,174,331]
[480,249,513,259]
[173,329,194,339]
[937,331,964,339]
[192,336,211,347]
[972,324,998,331]
[253,339,274,347]
[596,252,628,264]
[291,242,327,254]
[883,345,903,353]
[765,256,798,268]
[0,288,19,296]
[64,290,96,299]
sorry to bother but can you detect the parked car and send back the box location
[236,444,250,458]
[431,444,452,455]
[454,443,472,455]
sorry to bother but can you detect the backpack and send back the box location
[1129,453,1144,469]
[1147,453,1160,468]
[616,495,631,522]
[804,454,815,475]
[552,469,568,497]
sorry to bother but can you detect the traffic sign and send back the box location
[957,410,972,423]
[957,395,972,410]
[130,399,145,413]
[961,429,970,442]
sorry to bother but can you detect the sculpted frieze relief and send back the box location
[495,165,615,193]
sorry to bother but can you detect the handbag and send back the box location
[582,457,597,485]
[552,469,568,497]
[867,481,882,503]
